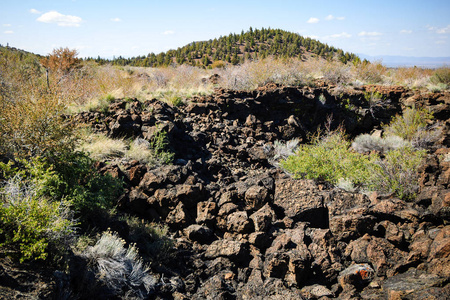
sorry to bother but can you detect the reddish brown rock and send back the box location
[196,201,217,225]
[227,211,254,233]
[205,239,249,264]
[338,263,374,291]
[128,164,147,186]
[427,226,450,278]
[244,185,269,211]
[274,178,329,228]
[249,203,276,232]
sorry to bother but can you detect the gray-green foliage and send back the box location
[382,107,442,149]
[367,147,426,200]
[0,176,76,262]
[352,134,409,153]
[82,231,158,299]
[120,214,174,262]
[265,138,300,165]
[281,128,426,200]
[383,107,432,141]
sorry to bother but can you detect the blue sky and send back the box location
[1,0,449,59]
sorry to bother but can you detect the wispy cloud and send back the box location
[3,24,12,27]
[326,32,351,39]
[307,17,319,24]
[436,40,447,44]
[30,8,41,14]
[358,31,382,37]
[325,15,345,21]
[427,24,450,34]
[37,11,83,27]
[162,30,175,35]
[437,25,450,34]
[400,29,412,34]
[110,17,121,22]
[305,34,319,40]
[4,30,14,34]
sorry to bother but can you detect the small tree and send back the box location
[40,47,80,75]
[40,47,80,88]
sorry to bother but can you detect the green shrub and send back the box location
[281,128,426,200]
[430,67,450,85]
[120,214,173,262]
[281,130,375,186]
[367,147,426,200]
[0,176,76,262]
[52,152,124,214]
[1,153,124,220]
[383,107,433,141]
[427,83,448,92]
[150,130,174,164]
[364,90,384,104]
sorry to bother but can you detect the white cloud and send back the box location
[307,17,319,24]
[358,31,382,36]
[162,30,175,35]
[305,34,319,40]
[437,25,450,34]
[110,17,121,22]
[325,15,345,21]
[3,24,11,27]
[37,11,83,27]
[327,32,352,39]
[4,30,13,34]
[427,24,450,34]
[436,40,447,44]
[400,29,412,34]
[30,8,41,14]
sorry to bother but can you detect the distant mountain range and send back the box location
[359,54,450,68]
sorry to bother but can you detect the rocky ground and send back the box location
[2,83,449,299]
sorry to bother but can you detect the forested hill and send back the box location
[88,28,361,68]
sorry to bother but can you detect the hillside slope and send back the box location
[91,28,360,67]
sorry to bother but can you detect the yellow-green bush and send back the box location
[281,128,427,200]
[281,130,375,185]
[383,107,433,141]
[0,175,76,262]
[368,147,426,200]
[431,67,450,85]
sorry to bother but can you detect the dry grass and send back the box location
[78,132,127,161]
[55,56,450,115]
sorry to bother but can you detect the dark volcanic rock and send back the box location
[274,178,329,228]
[205,240,250,264]
[380,268,449,300]
[66,87,450,300]
[184,225,215,244]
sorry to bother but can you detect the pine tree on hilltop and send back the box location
[105,28,360,68]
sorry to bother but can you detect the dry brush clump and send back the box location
[81,230,158,299]
[0,49,77,159]
[216,57,313,90]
